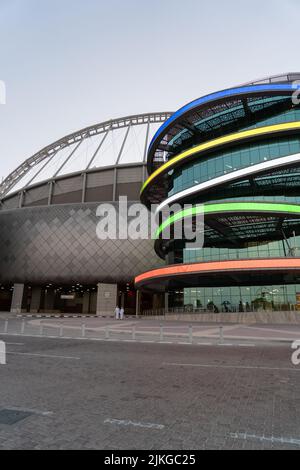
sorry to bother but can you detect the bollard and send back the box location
[81,323,86,338]
[219,325,224,343]
[160,324,164,342]
[21,319,25,335]
[189,325,193,344]
[4,320,8,334]
[59,324,64,337]
[105,326,110,340]
[0,341,6,365]
[132,325,136,341]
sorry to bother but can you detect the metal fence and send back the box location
[0,318,231,345]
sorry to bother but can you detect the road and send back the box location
[0,335,299,449]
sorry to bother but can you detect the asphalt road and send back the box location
[0,335,299,450]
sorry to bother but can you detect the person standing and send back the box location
[115,306,120,320]
[120,307,125,320]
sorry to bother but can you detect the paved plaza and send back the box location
[0,329,299,449]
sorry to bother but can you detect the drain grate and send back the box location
[0,409,32,425]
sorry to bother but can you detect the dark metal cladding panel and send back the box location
[1,195,19,210]
[0,203,163,284]
[85,185,113,202]
[23,184,49,207]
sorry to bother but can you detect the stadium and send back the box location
[136,73,300,315]
[3,72,300,317]
[0,113,170,314]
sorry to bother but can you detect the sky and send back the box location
[0,0,300,180]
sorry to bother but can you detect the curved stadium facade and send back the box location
[136,73,300,314]
[0,113,170,314]
[3,73,300,316]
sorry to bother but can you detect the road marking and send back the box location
[163,362,300,372]
[7,352,80,360]
[231,432,300,447]
[245,326,300,336]
[238,343,255,347]
[1,406,53,417]
[6,342,24,346]
[104,418,165,430]
[133,340,153,343]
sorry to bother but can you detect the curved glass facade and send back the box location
[172,283,300,313]
[137,77,300,314]
[181,236,300,264]
[169,136,300,197]
[148,84,300,169]
[168,96,299,150]
[166,235,300,268]
[200,195,300,204]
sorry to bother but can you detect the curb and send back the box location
[16,314,138,319]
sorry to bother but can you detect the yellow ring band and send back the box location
[141,121,300,196]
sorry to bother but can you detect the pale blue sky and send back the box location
[0,0,300,179]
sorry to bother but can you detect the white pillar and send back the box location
[10,283,24,314]
[0,341,6,365]
[97,283,118,316]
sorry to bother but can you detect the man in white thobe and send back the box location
[115,306,120,320]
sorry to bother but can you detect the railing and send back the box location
[0,318,231,345]
[0,318,298,346]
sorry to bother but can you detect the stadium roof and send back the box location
[0,112,172,198]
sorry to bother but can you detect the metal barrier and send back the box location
[0,318,224,345]
[0,318,296,346]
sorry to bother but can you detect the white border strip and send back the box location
[156,152,300,214]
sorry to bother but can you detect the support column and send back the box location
[113,168,118,202]
[44,289,55,312]
[90,292,97,314]
[82,172,87,203]
[82,292,90,314]
[136,290,141,317]
[121,292,125,309]
[48,181,54,206]
[30,287,42,313]
[96,283,118,316]
[165,292,169,313]
[19,190,25,208]
[153,293,161,309]
[10,283,25,314]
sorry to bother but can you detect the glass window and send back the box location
[169,136,300,198]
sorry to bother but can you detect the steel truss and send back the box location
[0,112,172,198]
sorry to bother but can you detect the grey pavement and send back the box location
[0,335,299,449]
